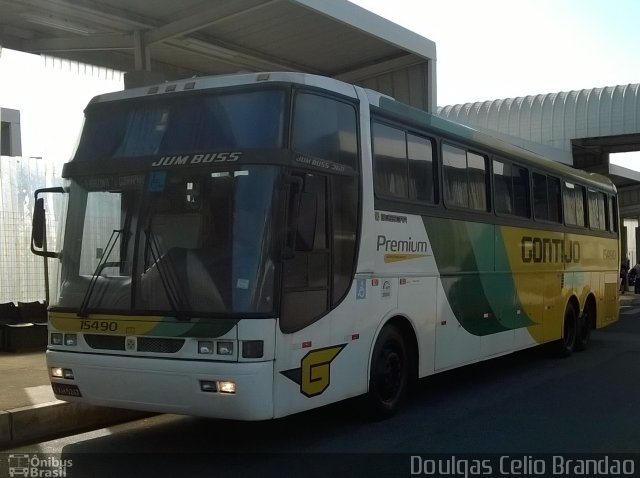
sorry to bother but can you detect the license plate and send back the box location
[51,382,82,397]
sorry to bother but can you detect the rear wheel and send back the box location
[366,326,408,418]
[576,302,594,351]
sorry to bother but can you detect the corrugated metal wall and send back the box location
[356,62,431,112]
[0,156,62,304]
[43,55,125,82]
[0,53,123,304]
[438,84,640,152]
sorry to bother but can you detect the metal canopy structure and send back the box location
[438,84,640,216]
[0,0,437,110]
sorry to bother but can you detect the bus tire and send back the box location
[575,302,594,351]
[553,304,578,357]
[366,325,408,418]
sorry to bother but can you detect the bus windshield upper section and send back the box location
[52,83,360,319]
[74,89,286,159]
[57,166,281,317]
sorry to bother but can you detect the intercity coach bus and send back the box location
[31,72,619,420]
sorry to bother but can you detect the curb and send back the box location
[0,401,152,450]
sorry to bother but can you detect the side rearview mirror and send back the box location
[31,187,65,258]
[32,198,46,249]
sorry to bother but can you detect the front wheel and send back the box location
[366,326,409,418]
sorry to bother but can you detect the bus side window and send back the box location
[372,122,435,204]
[373,122,407,198]
[494,159,530,218]
[609,195,619,232]
[533,172,562,223]
[494,160,512,214]
[547,176,562,223]
[532,173,548,220]
[443,144,488,211]
[292,92,358,170]
[512,164,530,217]
[563,181,586,227]
[331,174,358,306]
[407,133,435,203]
[588,189,607,230]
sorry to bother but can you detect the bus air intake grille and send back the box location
[137,337,185,353]
[84,334,125,351]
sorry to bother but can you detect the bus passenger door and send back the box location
[274,172,361,417]
[274,172,333,417]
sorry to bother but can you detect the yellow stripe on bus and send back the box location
[50,312,162,335]
[384,253,428,263]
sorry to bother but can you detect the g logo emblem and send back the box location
[281,344,346,397]
[300,345,345,397]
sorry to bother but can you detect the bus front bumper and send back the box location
[46,350,274,420]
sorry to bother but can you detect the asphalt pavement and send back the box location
[0,351,149,449]
[2,293,640,450]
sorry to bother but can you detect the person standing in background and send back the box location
[621,258,630,293]
[634,261,640,294]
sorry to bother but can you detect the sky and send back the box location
[2,1,639,167]
[0,48,123,163]
[349,0,640,106]
[349,0,640,169]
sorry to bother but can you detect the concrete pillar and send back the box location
[621,225,628,291]
[636,223,640,266]
[123,30,166,88]
[133,30,151,72]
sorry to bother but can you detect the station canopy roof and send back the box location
[0,0,436,86]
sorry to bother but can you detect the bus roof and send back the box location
[86,71,615,195]
[87,72,359,105]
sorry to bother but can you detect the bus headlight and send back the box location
[217,341,234,355]
[64,334,77,346]
[200,380,216,392]
[51,333,63,346]
[198,341,214,354]
[218,381,236,394]
[51,367,74,379]
[199,380,236,394]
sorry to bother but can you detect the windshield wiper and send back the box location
[145,229,191,321]
[78,229,123,317]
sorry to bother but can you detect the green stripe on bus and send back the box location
[147,318,239,338]
[423,216,534,335]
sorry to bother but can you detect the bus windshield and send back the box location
[56,166,280,317]
[74,89,286,160]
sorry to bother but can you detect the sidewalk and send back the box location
[2,295,640,450]
[0,351,150,449]
[619,291,640,308]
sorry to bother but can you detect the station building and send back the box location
[1,0,639,299]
